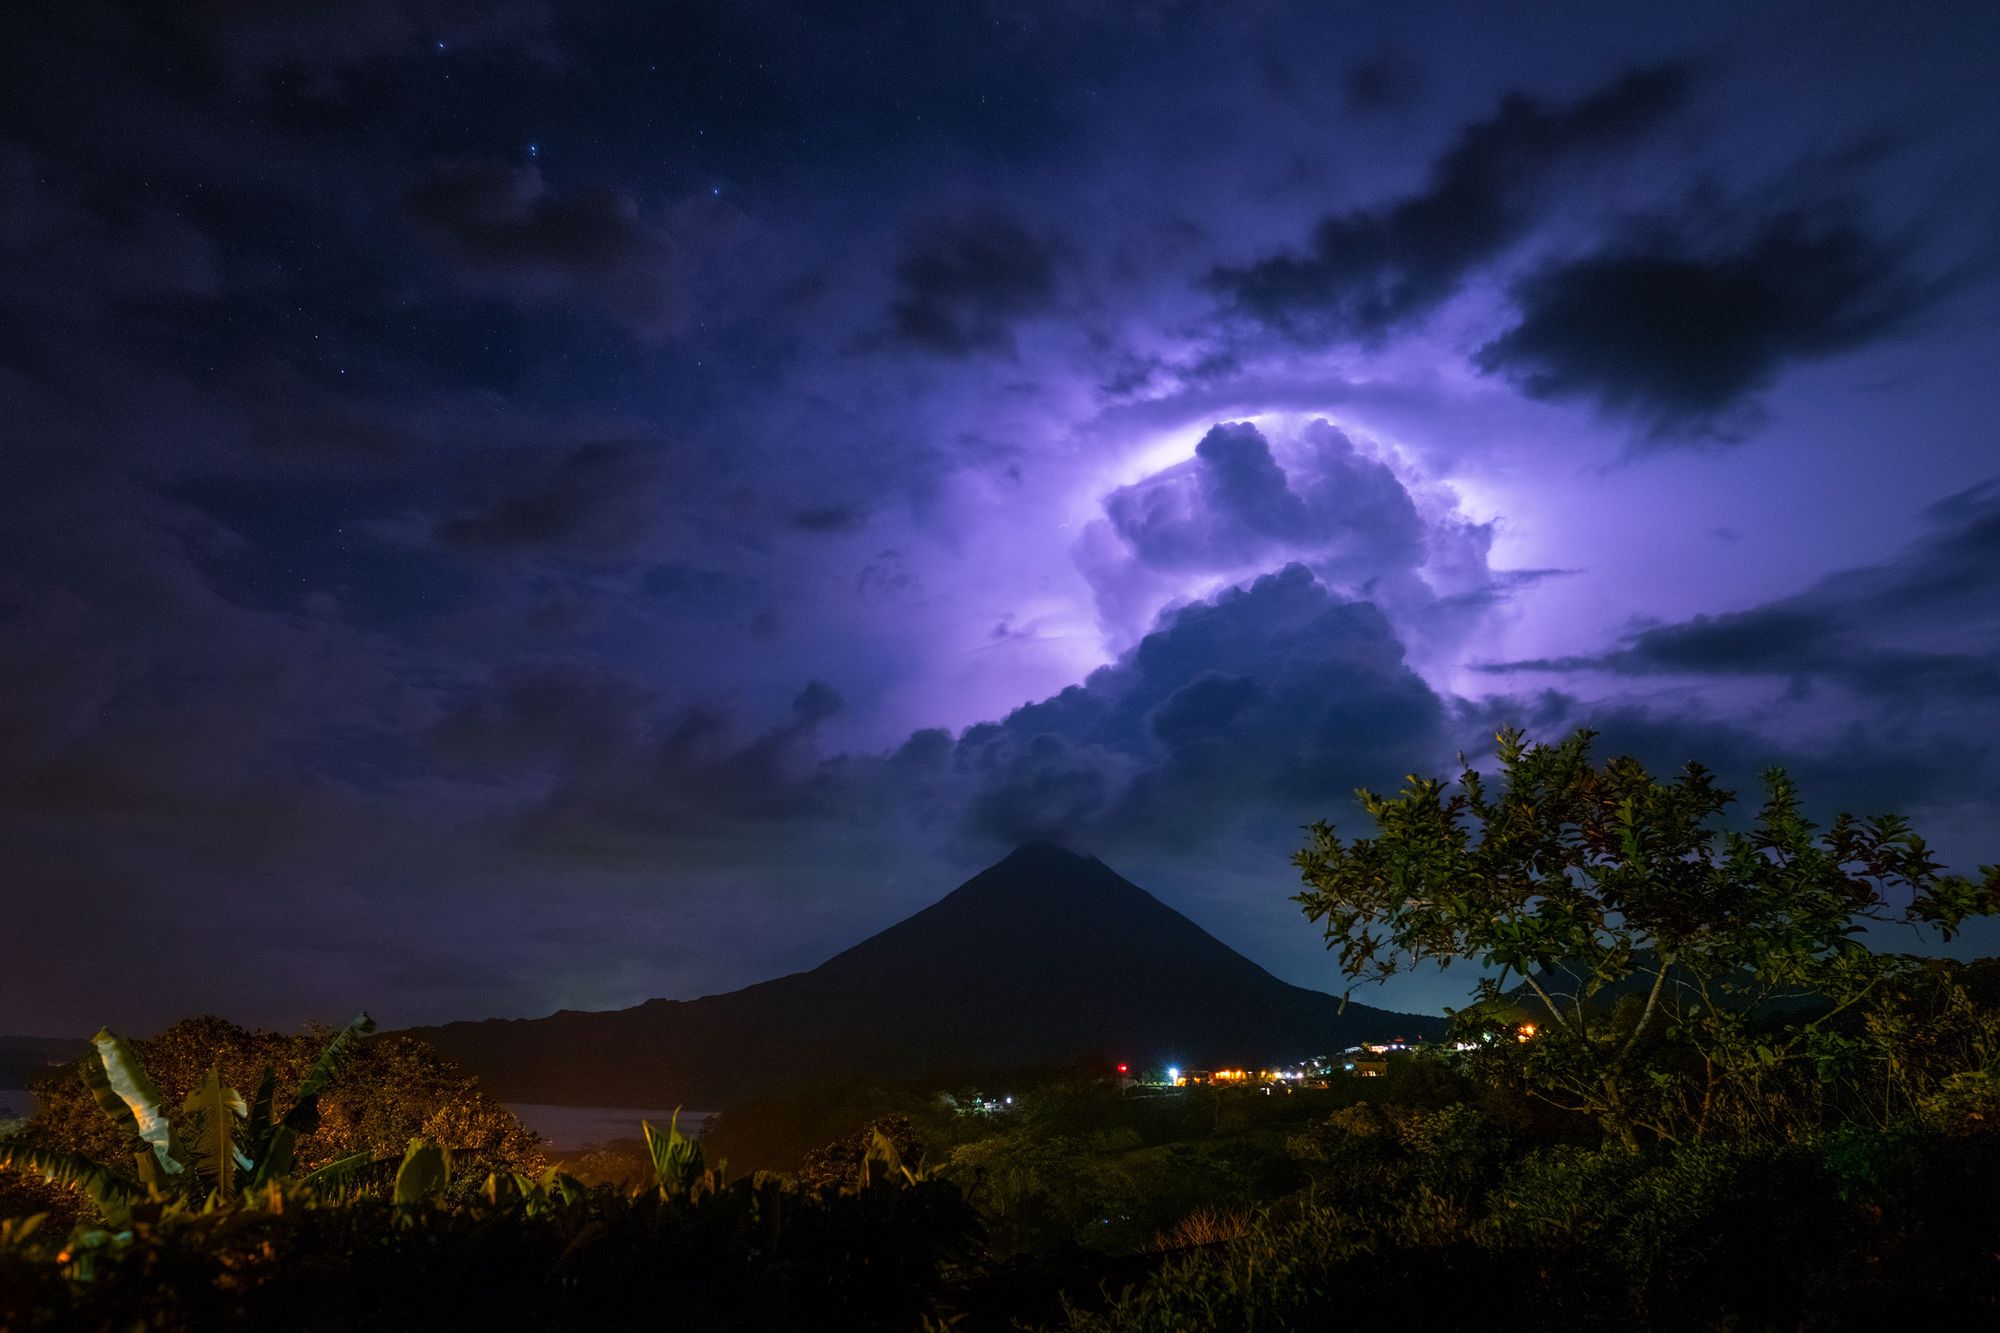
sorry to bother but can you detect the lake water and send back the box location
[0,1088,32,1121]
[503,1103,711,1152]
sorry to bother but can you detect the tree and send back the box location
[1293,728,2000,1148]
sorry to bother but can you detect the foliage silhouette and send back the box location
[1294,727,2000,1146]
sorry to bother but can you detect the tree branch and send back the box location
[1516,971,1574,1035]
[1616,957,1672,1066]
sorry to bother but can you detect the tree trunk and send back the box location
[1599,1075,1641,1152]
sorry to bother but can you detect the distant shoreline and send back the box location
[504,1103,712,1153]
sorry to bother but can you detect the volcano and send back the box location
[409,843,1442,1106]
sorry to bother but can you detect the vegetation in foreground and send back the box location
[4,730,1999,1330]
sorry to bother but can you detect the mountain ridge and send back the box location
[409,843,1443,1106]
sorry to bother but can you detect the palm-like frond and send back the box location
[0,1142,143,1225]
[242,1066,279,1167]
[298,1150,382,1198]
[252,1011,374,1185]
[643,1109,704,1192]
[182,1067,250,1193]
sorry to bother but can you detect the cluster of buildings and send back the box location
[1117,1038,1426,1090]
[943,1092,1016,1116]
[942,1039,1433,1115]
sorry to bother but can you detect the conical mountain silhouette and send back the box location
[411,844,1442,1106]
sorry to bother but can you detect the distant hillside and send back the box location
[0,1035,85,1093]
[410,843,1444,1107]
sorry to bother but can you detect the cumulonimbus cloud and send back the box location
[1075,417,1499,673]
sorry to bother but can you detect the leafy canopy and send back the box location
[1294,728,2000,1145]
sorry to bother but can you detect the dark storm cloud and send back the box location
[429,667,846,832]
[792,679,845,725]
[1210,64,1688,340]
[173,0,554,83]
[1478,213,1927,437]
[789,504,870,534]
[430,664,655,773]
[956,564,1448,845]
[437,440,667,553]
[1484,479,2000,702]
[453,676,864,854]
[881,211,1060,355]
[427,563,1447,863]
[0,143,221,384]
[1462,689,1996,825]
[1343,51,1422,114]
[408,162,679,329]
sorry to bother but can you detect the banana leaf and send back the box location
[298,1149,381,1197]
[0,1142,141,1226]
[0,1213,46,1250]
[482,1170,536,1205]
[181,1067,250,1193]
[863,1126,911,1186]
[251,1011,374,1185]
[88,1029,182,1186]
[392,1138,450,1206]
[77,1055,140,1143]
[242,1066,279,1167]
[536,1166,585,1207]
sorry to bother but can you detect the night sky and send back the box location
[4,2,1998,1036]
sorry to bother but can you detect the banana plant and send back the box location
[642,1109,705,1193]
[480,1165,585,1214]
[244,1011,375,1186]
[861,1125,920,1188]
